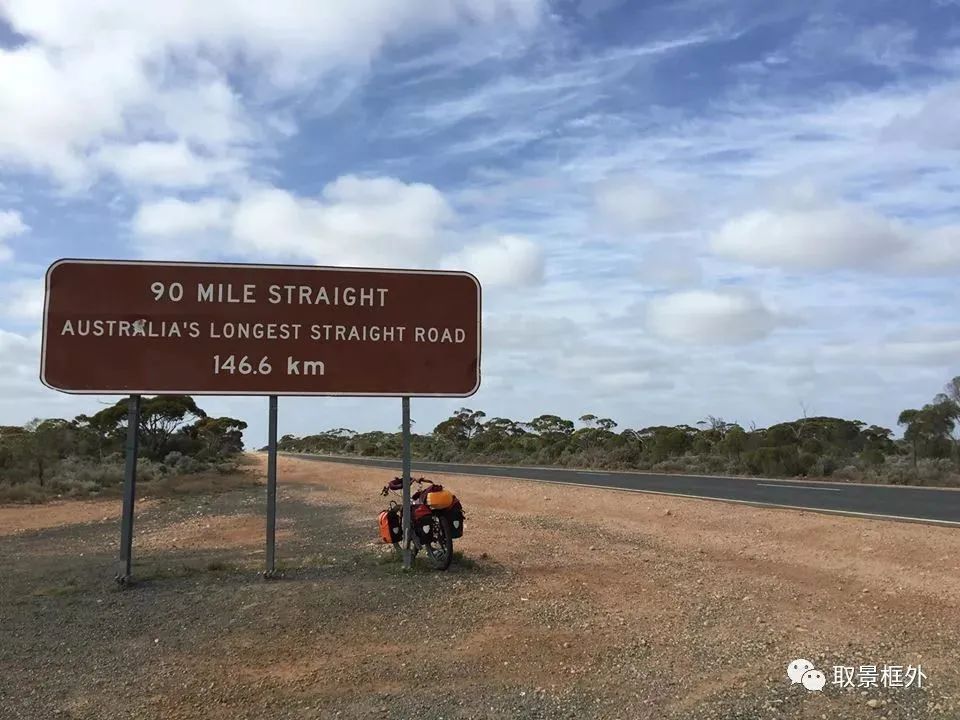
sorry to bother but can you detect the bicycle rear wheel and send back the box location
[424,515,453,571]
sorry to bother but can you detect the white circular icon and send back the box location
[788,659,815,684]
[801,668,826,692]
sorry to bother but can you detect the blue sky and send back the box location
[1,0,959,445]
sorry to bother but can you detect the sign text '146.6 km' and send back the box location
[211,354,324,378]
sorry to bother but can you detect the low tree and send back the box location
[528,415,575,439]
[24,419,75,486]
[74,411,124,461]
[934,376,960,467]
[433,408,486,448]
[898,409,923,467]
[720,425,748,460]
[0,425,34,483]
[192,417,248,458]
[898,403,956,467]
[620,428,645,452]
[139,396,207,460]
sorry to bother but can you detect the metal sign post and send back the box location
[265,395,279,579]
[115,394,141,585]
[401,396,413,570]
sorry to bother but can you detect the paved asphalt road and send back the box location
[287,454,960,527]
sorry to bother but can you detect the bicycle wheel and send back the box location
[424,515,453,571]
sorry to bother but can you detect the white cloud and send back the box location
[0,0,545,186]
[820,324,960,367]
[794,18,918,70]
[384,25,731,151]
[711,202,906,271]
[882,83,960,150]
[637,239,703,288]
[0,43,144,185]
[645,289,779,344]
[132,176,545,286]
[591,370,672,393]
[521,69,960,232]
[0,210,28,239]
[96,141,244,189]
[0,329,41,396]
[0,329,120,423]
[443,235,544,288]
[0,210,28,261]
[485,313,579,351]
[555,337,673,374]
[594,177,692,233]
[848,23,918,67]
[3,0,542,56]
[0,279,45,323]
[133,198,232,239]
[711,196,960,275]
[230,176,455,266]
[899,225,960,273]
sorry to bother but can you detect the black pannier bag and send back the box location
[449,498,465,539]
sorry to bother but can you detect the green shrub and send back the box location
[534,447,561,465]
[798,452,818,475]
[703,455,728,473]
[175,455,199,474]
[66,480,101,496]
[869,457,959,487]
[917,459,957,486]
[50,457,124,489]
[874,457,917,485]
[651,460,687,473]
[0,483,49,503]
[809,455,840,477]
[138,459,168,481]
[692,437,713,455]
[834,465,863,482]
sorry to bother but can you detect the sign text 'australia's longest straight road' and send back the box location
[41,259,481,396]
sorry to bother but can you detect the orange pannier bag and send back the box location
[378,510,394,543]
[426,489,454,510]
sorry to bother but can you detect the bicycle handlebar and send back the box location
[382,476,430,495]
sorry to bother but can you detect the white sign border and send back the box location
[40,258,482,398]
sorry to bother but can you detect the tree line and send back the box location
[0,396,247,501]
[279,376,960,487]
[2,376,957,499]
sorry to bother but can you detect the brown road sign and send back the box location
[41,259,481,396]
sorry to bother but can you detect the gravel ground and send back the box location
[1,455,958,720]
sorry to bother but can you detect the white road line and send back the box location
[756,483,843,492]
